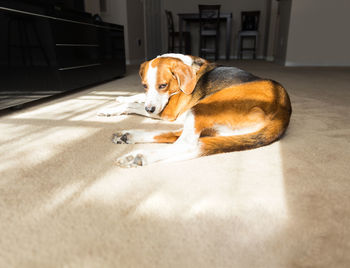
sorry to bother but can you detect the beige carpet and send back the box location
[1,60,350,268]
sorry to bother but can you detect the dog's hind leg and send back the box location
[153,130,183,143]
[115,111,200,167]
[115,137,200,167]
[112,130,182,144]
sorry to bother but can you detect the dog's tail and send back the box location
[199,112,291,156]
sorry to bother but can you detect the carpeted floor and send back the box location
[1,60,350,268]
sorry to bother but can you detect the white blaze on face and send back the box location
[144,62,170,115]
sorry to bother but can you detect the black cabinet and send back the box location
[0,1,126,110]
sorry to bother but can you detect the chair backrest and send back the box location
[198,5,221,32]
[165,10,175,35]
[241,11,260,31]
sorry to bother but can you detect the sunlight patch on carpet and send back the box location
[44,182,84,212]
[0,121,100,169]
[73,142,289,234]
[9,98,108,120]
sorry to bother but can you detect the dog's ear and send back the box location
[139,61,147,79]
[172,62,196,95]
[192,56,209,73]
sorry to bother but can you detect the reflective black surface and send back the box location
[0,0,125,110]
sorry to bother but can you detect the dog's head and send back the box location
[139,54,206,115]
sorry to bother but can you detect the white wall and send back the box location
[84,0,100,14]
[285,0,350,66]
[162,0,268,59]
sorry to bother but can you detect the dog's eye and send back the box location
[159,83,167,89]
[142,84,148,89]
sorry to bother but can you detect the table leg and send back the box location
[179,17,184,53]
[226,15,232,60]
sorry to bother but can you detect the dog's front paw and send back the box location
[115,96,133,103]
[115,152,147,168]
[97,108,117,117]
[115,94,145,104]
[112,132,134,144]
[97,104,129,117]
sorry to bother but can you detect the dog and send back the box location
[98,53,292,167]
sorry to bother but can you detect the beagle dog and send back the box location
[99,53,292,167]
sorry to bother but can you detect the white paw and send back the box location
[115,152,147,168]
[97,104,129,116]
[111,131,134,144]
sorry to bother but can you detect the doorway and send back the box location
[143,0,162,60]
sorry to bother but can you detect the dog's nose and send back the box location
[145,106,156,114]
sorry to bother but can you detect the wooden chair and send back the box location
[198,5,221,61]
[238,11,260,59]
[165,10,191,54]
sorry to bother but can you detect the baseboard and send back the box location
[217,55,265,60]
[285,61,350,67]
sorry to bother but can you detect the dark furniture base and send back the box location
[0,0,126,110]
